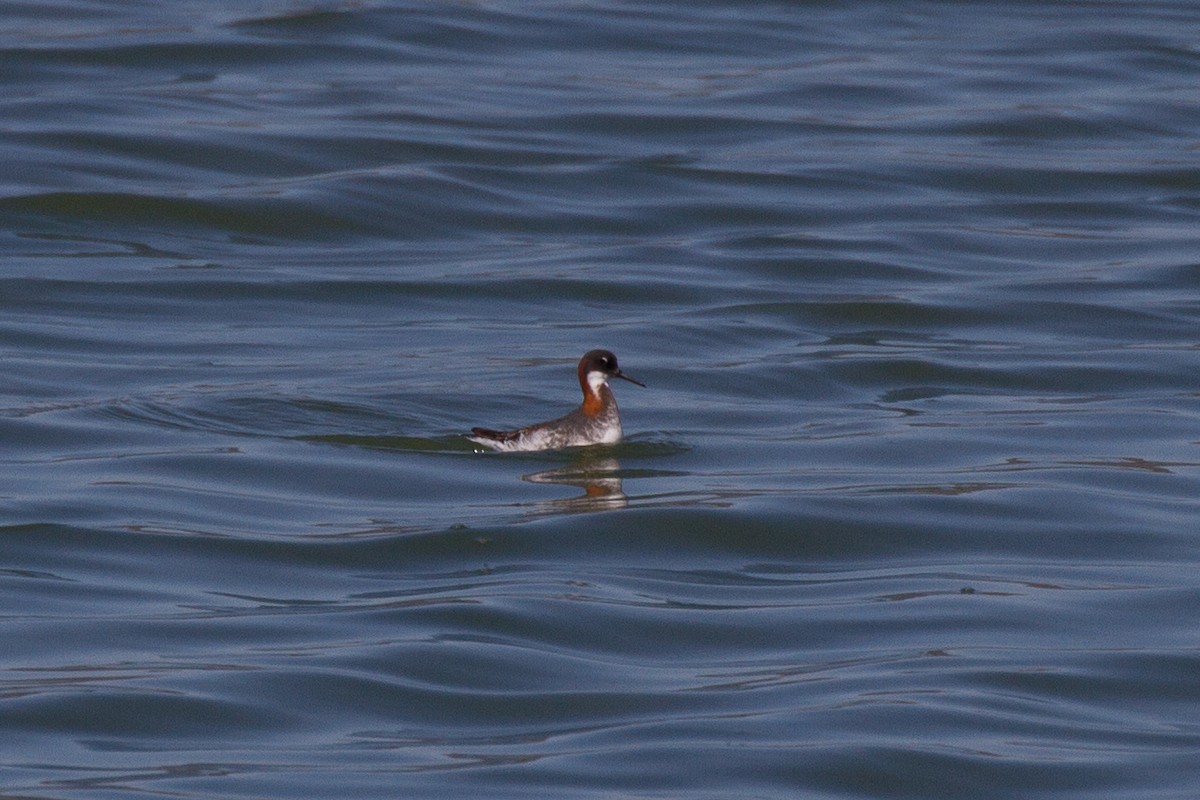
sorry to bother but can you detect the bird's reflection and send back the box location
[520,455,627,515]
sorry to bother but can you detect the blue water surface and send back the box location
[2,2,1199,798]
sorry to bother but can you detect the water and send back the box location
[3,2,1199,797]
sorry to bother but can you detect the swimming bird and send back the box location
[468,349,644,452]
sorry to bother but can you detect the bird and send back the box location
[467,349,644,452]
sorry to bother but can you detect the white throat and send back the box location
[586,370,610,394]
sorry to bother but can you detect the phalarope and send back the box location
[468,349,644,452]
